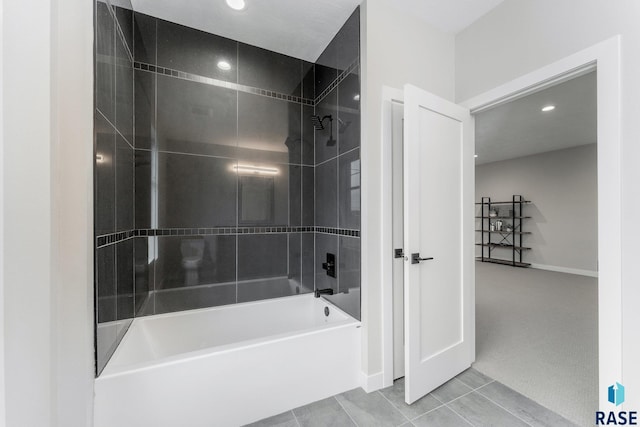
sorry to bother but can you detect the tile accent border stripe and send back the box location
[133,61,315,106]
[96,230,136,247]
[314,227,360,237]
[97,226,359,247]
[315,59,360,104]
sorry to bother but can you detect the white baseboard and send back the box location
[530,263,598,278]
[360,371,384,392]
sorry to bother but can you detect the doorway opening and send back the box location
[473,71,598,426]
[380,36,621,422]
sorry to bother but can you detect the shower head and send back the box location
[311,114,333,130]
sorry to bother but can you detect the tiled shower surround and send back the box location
[94,0,360,374]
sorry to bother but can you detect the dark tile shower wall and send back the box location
[94,3,361,374]
[131,13,316,317]
[94,0,136,375]
[314,9,361,319]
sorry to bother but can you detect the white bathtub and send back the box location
[94,294,361,427]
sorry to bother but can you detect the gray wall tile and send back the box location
[339,236,360,293]
[115,35,134,144]
[338,149,360,230]
[302,62,315,100]
[335,8,360,72]
[155,235,236,290]
[96,245,116,323]
[301,233,315,293]
[157,152,237,228]
[302,105,315,165]
[154,284,236,314]
[134,149,151,229]
[133,69,154,150]
[237,92,299,165]
[302,166,314,226]
[114,6,133,54]
[238,234,288,281]
[95,114,116,235]
[115,135,134,231]
[133,12,156,64]
[134,237,153,315]
[338,71,360,155]
[288,233,302,286]
[157,18,237,82]
[96,1,115,123]
[116,239,134,320]
[238,43,302,96]
[315,159,337,227]
[314,89,337,165]
[156,75,237,157]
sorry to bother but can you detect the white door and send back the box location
[403,84,475,404]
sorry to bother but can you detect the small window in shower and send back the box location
[350,159,361,212]
[239,175,275,224]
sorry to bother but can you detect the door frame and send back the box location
[380,36,622,410]
[381,86,405,387]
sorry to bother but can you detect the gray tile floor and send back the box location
[246,368,579,427]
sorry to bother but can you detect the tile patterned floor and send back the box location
[246,368,579,427]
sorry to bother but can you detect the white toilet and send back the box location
[180,239,205,286]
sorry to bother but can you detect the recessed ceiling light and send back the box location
[217,60,231,71]
[353,94,360,101]
[541,105,556,112]
[474,154,478,158]
[226,0,246,10]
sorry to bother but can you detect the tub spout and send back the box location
[315,288,334,298]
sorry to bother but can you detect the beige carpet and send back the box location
[473,261,598,427]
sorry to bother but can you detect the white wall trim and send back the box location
[360,370,384,393]
[381,86,403,389]
[529,263,598,278]
[461,35,622,410]
[0,0,5,420]
[51,0,96,424]
[359,0,370,380]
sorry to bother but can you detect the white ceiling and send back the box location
[129,0,506,63]
[389,0,505,34]
[130,0,362,62]
[475,72,597,165]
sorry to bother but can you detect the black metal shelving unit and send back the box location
[476,195,532,267]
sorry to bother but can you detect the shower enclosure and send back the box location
[94,0,361,376]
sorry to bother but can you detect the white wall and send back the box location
[3,1,53,425]
[2,0,94,426]
[476,144,598,274]
[360,0,455,382]
[456,0,640,409]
